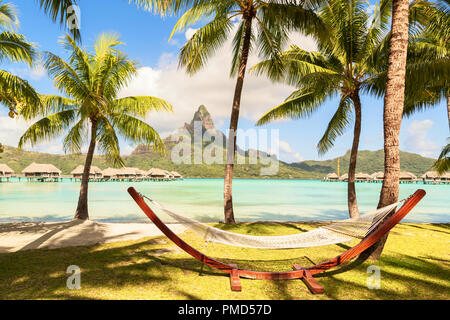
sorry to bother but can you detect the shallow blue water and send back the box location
[0,178,448,223]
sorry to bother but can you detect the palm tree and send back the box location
[361,0,412,260]
[0,1,40,117]
[400,0,449,125]
[18,34,172,220]
[253,0,392,218]
[347,0,450,260]
[144,0,322,224]
[433,140,450,174]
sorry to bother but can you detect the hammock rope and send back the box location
[140,194,402,250]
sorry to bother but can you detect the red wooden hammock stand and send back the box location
[128,187,425,294]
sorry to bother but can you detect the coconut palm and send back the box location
[18,33,172,220]
[374,0,410,235]
[144,0,322,224]
[0,1,40,117]
[433,140,450,174]
[403,1,449,180]
[253,0,393,218]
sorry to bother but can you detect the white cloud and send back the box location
[404,120,440,158]
[185,28,197,40]
[278,140,304,163]
[6,63,47,81]
[0,116,63,153]
[118,25,318,136]
[120,144,136,156]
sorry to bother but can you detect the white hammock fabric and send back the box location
[142,195,401,250]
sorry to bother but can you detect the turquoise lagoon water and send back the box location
[0,178,448,223]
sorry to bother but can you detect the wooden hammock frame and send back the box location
[128,187,426,294]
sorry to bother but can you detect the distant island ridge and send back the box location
[0,105,437,179]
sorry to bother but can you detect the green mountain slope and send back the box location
[0,145,435,179]
[289,149,436,177]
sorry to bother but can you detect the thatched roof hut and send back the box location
[170,171,182,179]
[399,171,417,181]
[0,164,14,176]
[163,170,173,178]
[147,168,167,178]
[421,171,439,180]
[442,172,450,181]
[355,172,371,180]
[71,165,103,178]
[324,173,339,181]
[115,167,138,178]
[339,173,348,181]
[22,163,61,177]
[371,171,384,180]
[102,168,119,179]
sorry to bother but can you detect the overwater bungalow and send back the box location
[339,173,348,182]
[163,170,174,180]
[147,168,168,181]
[22,163,62,182]
[116,167,138,181]
[102,168,119,181]
[170,171,183,180]
[0,164,14,182]
[133,168,147,180]
[371,171,384,183]
[71,165,103,181]
[355,172,372,182]
[323,173,339,181]
[399,171,417,183]
[421,171,440,184]
[440,172,450,184]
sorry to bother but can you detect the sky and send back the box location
[0,0,448,163]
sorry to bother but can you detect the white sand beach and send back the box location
[0,220,186,253]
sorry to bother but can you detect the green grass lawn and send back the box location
[0,222,448,300]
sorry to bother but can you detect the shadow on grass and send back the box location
[0,225,448,300]
[403,223,450,235]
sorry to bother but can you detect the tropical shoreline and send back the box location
[0,220,187,253]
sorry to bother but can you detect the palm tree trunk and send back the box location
[348,91,362,218]
[446,92,449,131]
[74,119,97,220]
[224,16,253,224]
[361,0,410,260]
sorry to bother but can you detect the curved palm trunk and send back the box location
[348,91,362,218]
[362,0,410,260]
[224,16,253,224]
[74,119,97,220]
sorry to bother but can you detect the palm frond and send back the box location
[178,13,233,74]
[63,118,87,154]
[95,116,124,167]
[37,0,81,41]
[257,86,330,125]
[110,96,173,118]
[432,141,450,175]
[18,109,78,149]
[0,1,18,30]
[317,94,354,154]
[0,70,41,116]
[43,50,90,100]
[109,112,166,154]
[0,31,37,65]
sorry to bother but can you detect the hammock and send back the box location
[142,195,401,249]
[128,187,426,294]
